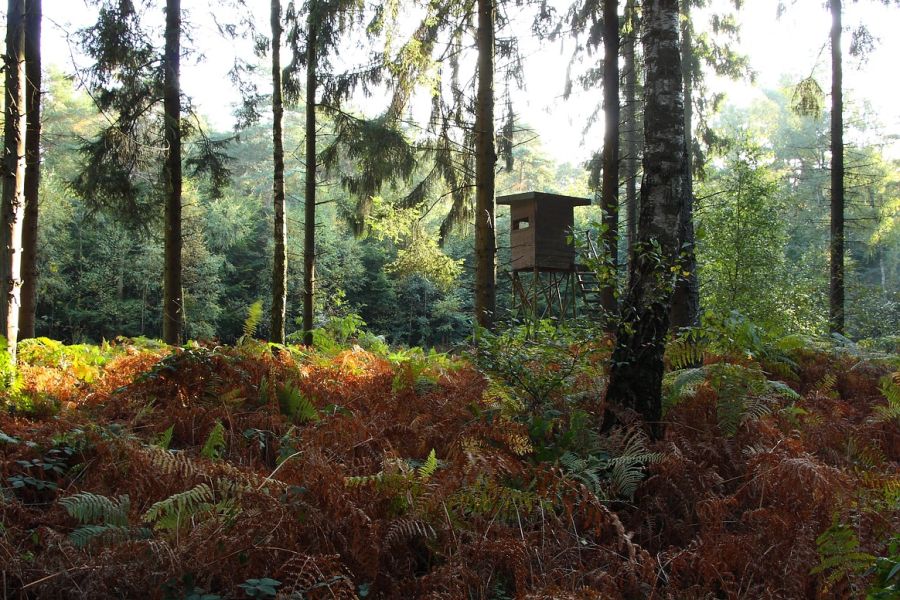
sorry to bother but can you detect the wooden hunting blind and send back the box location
[498,191,595,324]
[497,191,591,272]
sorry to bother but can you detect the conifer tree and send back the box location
[271,0,287,343]
[162,0,182,344]
[19,0,39,340]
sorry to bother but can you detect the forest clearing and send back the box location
[1,0,899,598]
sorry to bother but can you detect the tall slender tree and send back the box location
[302,4,317,346]
[1,0,27,357]
[162,0,182,344]
[668,0,699,329]
[622,0,640,255]
[19,0,39,340]
[829,0,844,334]
[606,0,686,438]
[271,0,287,343]
[598,0,619,316]
[474,0,497,330]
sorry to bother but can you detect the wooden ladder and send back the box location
[574,230,605,316]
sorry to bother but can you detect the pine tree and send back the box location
[162,0,183,344]
[829,0,844,334]
[19,0,39,341]
[474,0,497,330]
[606,0,686,438]
[271,0,287,344]
[598,0,619,317]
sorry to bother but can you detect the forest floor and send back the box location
[0,332,898,599]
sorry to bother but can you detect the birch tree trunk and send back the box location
[162,0,183,344]
[474,0,497,330]
[606,0,686,438]
[2,0,27,358]
[19,0,39,340]
[271,0,287,343]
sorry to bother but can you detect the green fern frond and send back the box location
[201,421,226,460]
[60,492,131,527]
[667,338,706,370]
[143,483,215,531]
[880,373,900,406]
[69,524,151,549]
[417,449,438,481]
[155,425,174,450]
[277,383,319,424]
[242,300,263,339]
[812,521,875,591]
[449,476,543,522]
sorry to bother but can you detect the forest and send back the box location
[0,0,898,598]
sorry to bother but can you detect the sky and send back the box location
[40,0,900,163]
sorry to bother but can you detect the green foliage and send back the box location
[61,492,131,526]
[868,536,900,599]
[60,491,151,549]
[201,421,226,459]
[237,578,281,598]
[664,362,799,436]
[874,373,900,423]
[0,336,17,393]
[241,300,263,341]
[156,425,175,450]
[143,483,215,532]
[277,383,319,424]
[812,520,875,592]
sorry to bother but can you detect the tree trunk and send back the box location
[19,0,39,340]
[669,0,699,329]
[623,0,640,256]
[474,0,496,330]
[271,0,287,343]
[302,10,317,346]
[829,0,844,334]
[2,0,27,359]
[599,0,619,318]
[162,0,182,345]
[606,0,686,439]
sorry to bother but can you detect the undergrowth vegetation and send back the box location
[0,319,898,598]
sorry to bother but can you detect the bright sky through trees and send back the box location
[40,0,900,162]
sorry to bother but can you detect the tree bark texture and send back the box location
[829,0,844,334]
[19,0,39,340]
[302,11,317,346]
[271,0,287,343]
[162,0,183,344]
[2,0,27,358]
[669,0,699,329]
[606,0,686,438]
[474,0,497,330]
[623,0,640,256]
[599,0,619,318]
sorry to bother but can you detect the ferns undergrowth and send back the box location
[0,329,897,599]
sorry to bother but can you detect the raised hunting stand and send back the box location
[498,191,601,322]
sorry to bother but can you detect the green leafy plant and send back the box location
[277,383,319,424]
[241,300,263,341]
[60,492,151,549]
[201,421,226,459]
[812,520,875,592]
[238,578,280,598]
